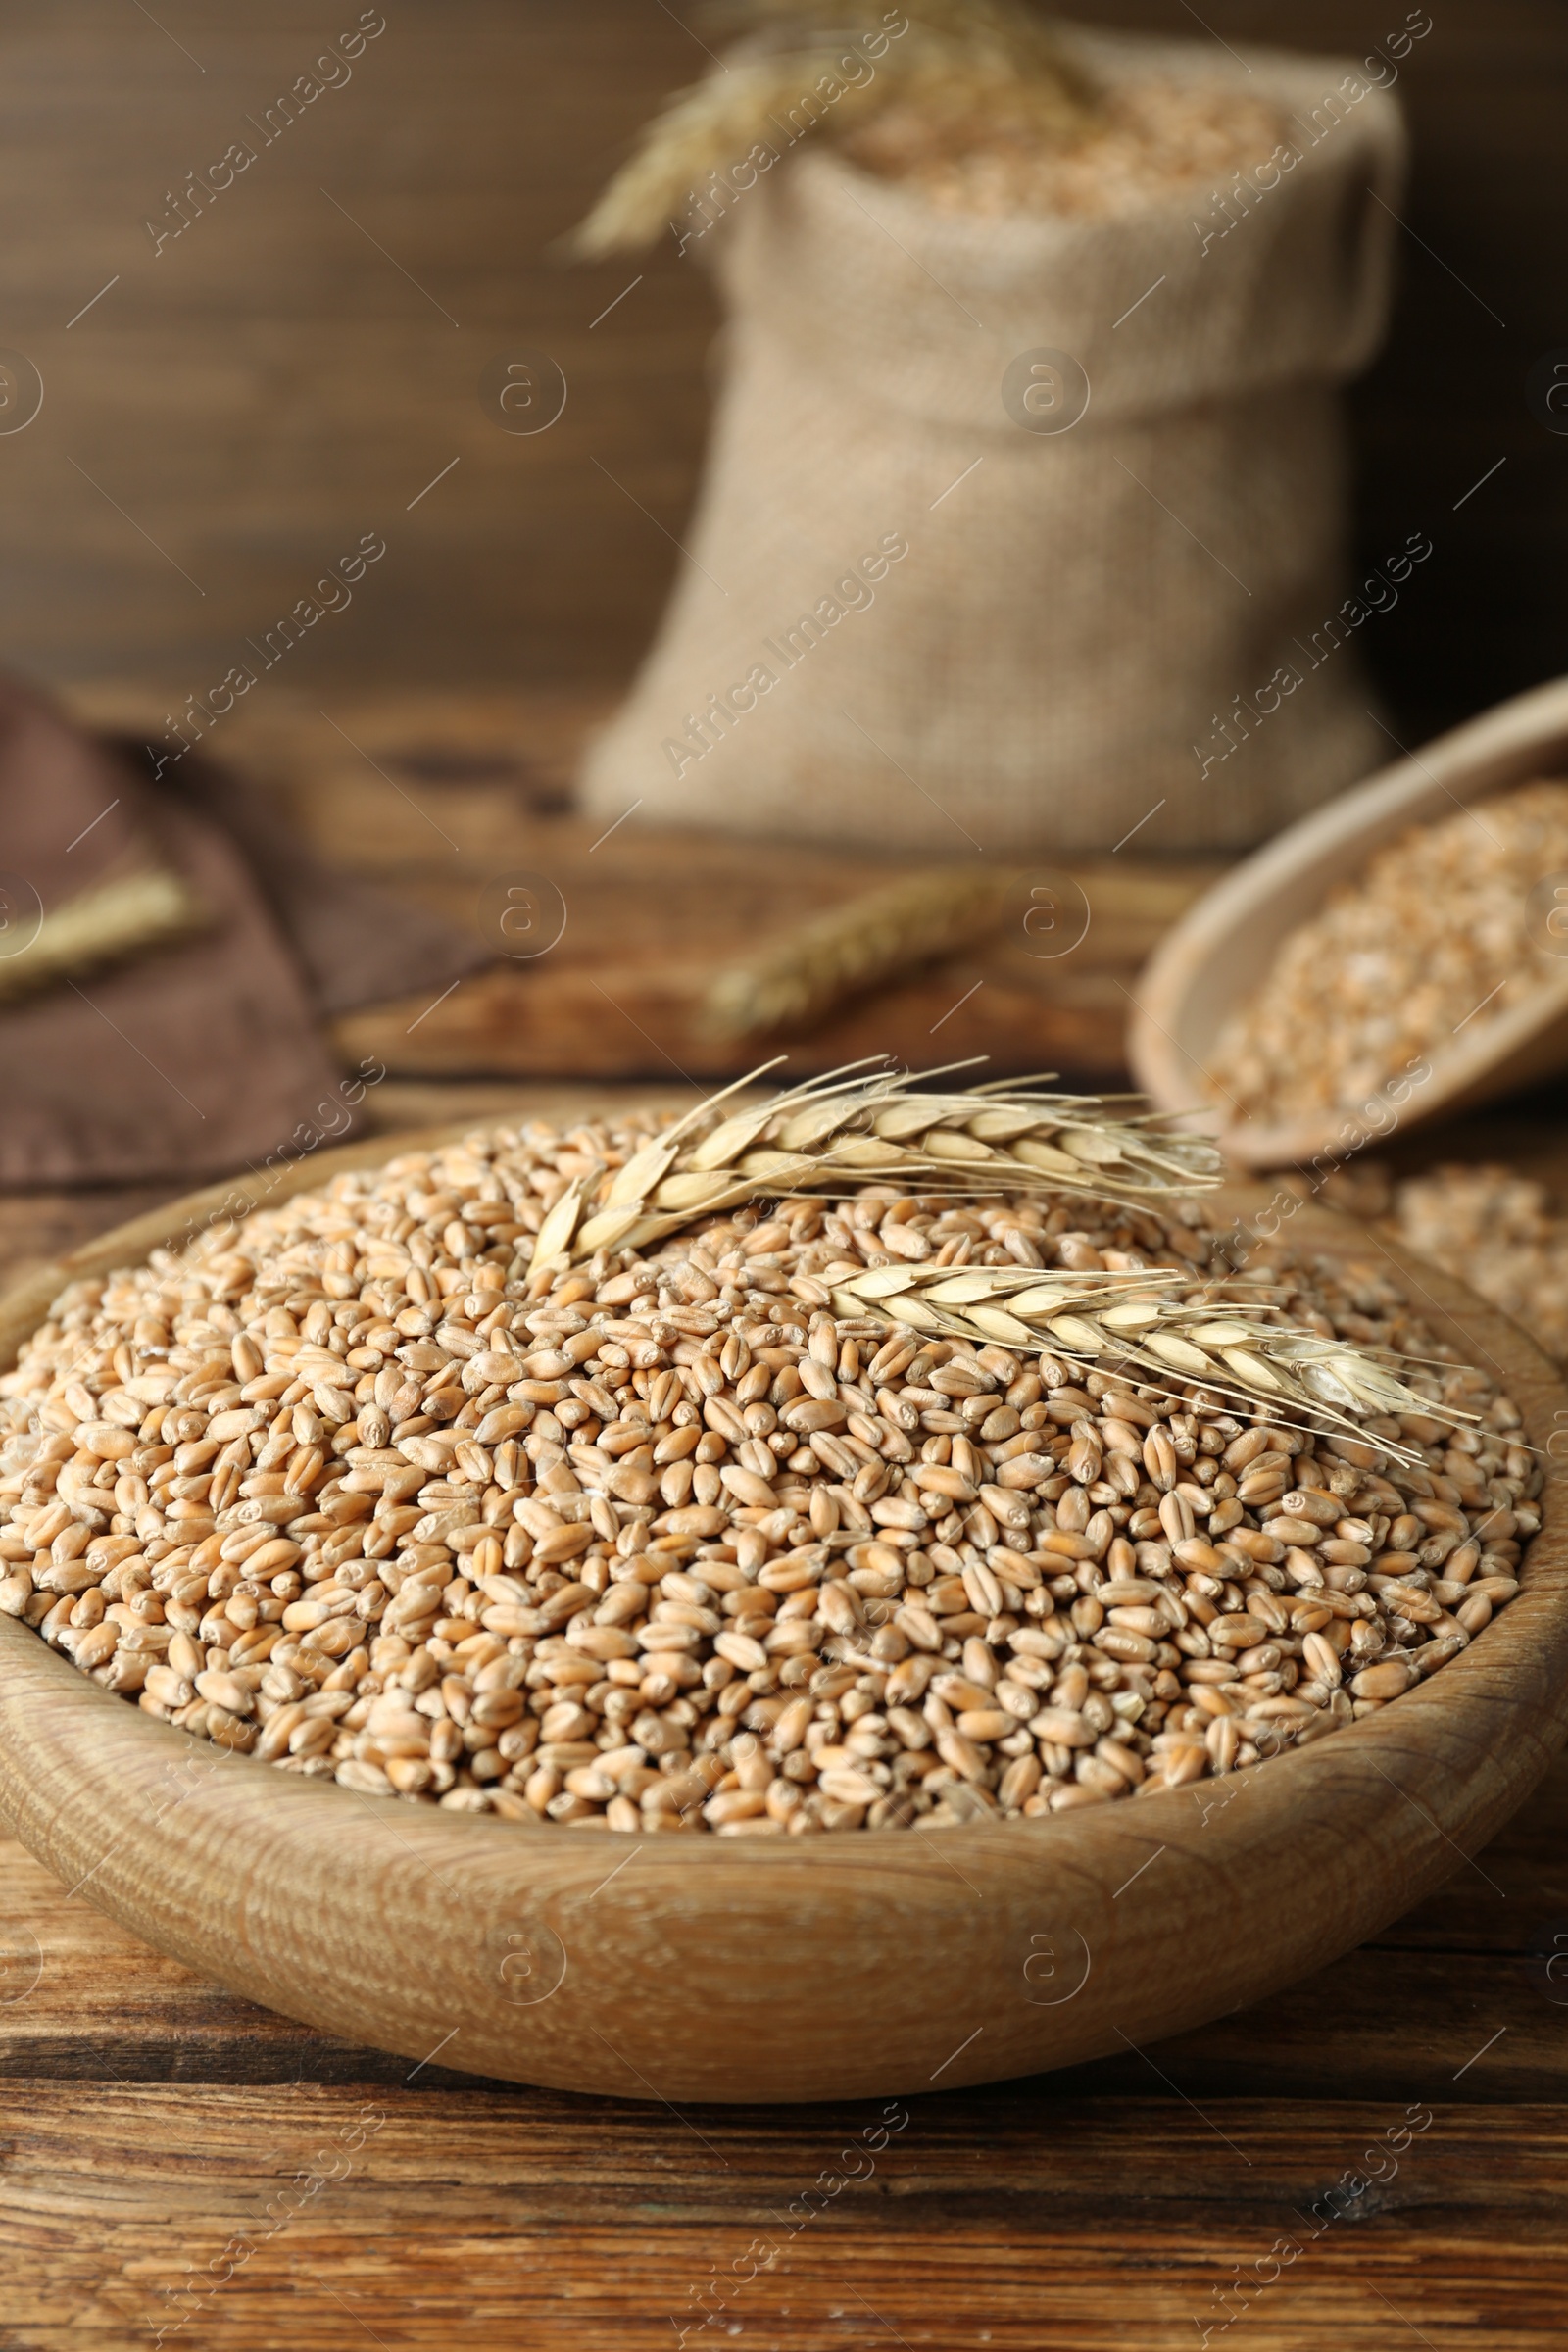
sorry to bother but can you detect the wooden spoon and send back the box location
[1128,676,1568,1170]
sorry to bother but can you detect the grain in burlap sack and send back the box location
[581,30,1406,856]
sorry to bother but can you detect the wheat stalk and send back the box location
[0,865,208,1006]
[827,1261,1478,1455]
[704,867,1027,1041]
[569,1,1096,257]
[569,53,866,258]
[527,1058,1218,1274]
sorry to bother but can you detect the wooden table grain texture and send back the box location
[4,1091,1568,2350]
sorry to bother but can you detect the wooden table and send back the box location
[67,684,1226,1089]
[5,1081,1568,2350]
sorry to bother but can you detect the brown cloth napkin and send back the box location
[0,678,489,1189]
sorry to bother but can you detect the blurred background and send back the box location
[3,0,1561,720]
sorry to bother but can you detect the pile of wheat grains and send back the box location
[1392,1164,1568,1367]
[841,77,1286,220]
[0,1114,1539,1835]
[1214,780,1568,1128]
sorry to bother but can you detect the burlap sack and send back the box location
[581,29,1407,855]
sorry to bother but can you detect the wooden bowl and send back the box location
[1127,676,1568,1169]
[0,1138,1564,2104]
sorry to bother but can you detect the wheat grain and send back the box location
[842,74,1287,220]
[570,52,876,259]
[0,1109,1536,1833]
[1388,1163,1568,1367]
[1212,780,1568,1128]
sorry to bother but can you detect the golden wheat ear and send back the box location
[564,57,858,259]
[566,1,1098,258]
[527,1060,1221,1277]
[703,868,1022,1041]
[828,1261,1481,1458]
[0,866,209,1005]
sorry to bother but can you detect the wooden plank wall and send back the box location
[0,0,1561,739]
[0,1,717,692]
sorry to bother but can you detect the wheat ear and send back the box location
[527,1058,1218,1275]
[569,53,878,258]
[0,866,209,1005]
[704,867,1021,1040]
[828,1261,1479,1456]
[569,1,1097,258]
